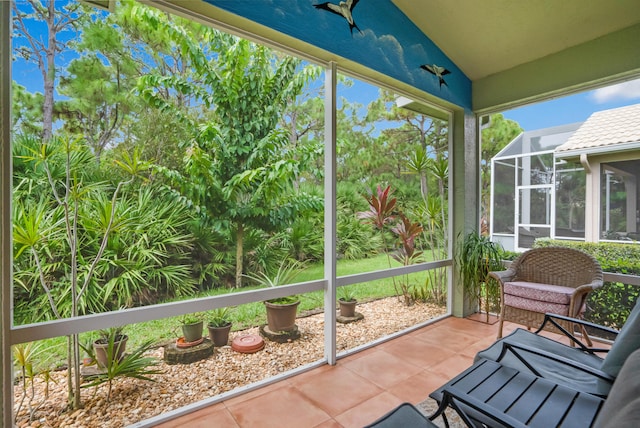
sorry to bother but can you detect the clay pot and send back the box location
[181,320,204,343]
[339,299,357,317]
[93,335,128,368]
[208,322,232,347]
[264,300,300,332]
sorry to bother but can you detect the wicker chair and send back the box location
[491,246,603,341]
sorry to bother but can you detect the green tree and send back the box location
[135,7,322,287]
[367,89,448,198]
[481,113,522,226]
[12,0,85,142]
[11,82,44,136]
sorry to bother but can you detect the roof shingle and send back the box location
[555,103,640,154]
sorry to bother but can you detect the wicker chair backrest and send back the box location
[510,246,602,288]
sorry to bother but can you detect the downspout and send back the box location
[580,153,591,173]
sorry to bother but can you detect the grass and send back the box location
[20,253,442,368]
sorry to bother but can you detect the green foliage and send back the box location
[244,259,303,305]
[357,184,432,306]
[82,338,161,402]
[207,308,232,328]
[180,313,204,325]
[480,114,523,220]
[391,213,425,305]
[13,342,55,423]
[338,286,356,303]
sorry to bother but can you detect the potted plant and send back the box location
[456,231,504,322]
[92,327,128,369]
[338,287,358,318]
[180,314,204,343]
[207,308,233,347]
[245,259,302,333]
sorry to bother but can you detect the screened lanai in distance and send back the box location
[491,103,640,252]
[2,1,640,427]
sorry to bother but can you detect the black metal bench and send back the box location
[429,358,604,428]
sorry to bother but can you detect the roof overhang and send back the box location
[556,142,640,161]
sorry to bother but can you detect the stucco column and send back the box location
[451,108,479,317]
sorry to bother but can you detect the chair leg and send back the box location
[579,323,593,347]
[497,316,504,339]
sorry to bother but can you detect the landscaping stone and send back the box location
[337,311,364,324]
[164,338,214,365]
[259,324,301,343]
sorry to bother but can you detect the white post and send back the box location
[1,1,14,425]
[323,62,337,365]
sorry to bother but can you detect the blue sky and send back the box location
[12,0,640,134]
[502,78,640,131]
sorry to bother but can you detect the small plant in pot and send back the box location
[245,259,302,333]
[207,308,233,347]
[338,287,358,318]
[92,327,128,369]
[180,314,204,344]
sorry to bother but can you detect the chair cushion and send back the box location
[594,348,640,428]
[601,299,640,378]
[504,294,570,316]
[504,281,575,305]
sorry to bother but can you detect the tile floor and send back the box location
[151,316,565,427]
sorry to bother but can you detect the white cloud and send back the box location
[591,78,640,103]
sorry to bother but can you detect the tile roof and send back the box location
[555,103,640,155]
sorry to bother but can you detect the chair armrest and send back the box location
[574,279,605,294]
[488,268,516,284]
[535,312,619,353]
[433,387,528,428]
[496,342,615,387]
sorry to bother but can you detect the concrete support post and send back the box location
[451,108,479,318]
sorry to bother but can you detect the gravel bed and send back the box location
[14,297,447,428]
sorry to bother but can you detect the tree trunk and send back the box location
[42,0,56,142]
[235,222,244,288]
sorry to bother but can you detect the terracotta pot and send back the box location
[181,320,203,343]
[339,299,357,317]
[208,322,232,347]
[264,300,300,332]
[93,335,128,368]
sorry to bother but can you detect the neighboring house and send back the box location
[491,103,640,252]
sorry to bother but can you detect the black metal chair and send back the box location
[364,402,437,427]
[475,298,640,397]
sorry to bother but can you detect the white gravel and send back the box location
[14,297,447,428]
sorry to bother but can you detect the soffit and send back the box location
[393,0,640,80]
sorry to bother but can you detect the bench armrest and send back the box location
[431,387,528,428]
[535,313,618,353]
[496,342,615,389]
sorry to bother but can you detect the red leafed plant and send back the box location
[391,213,425,305]
[356,184,397,230]
[358,185,425,306]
